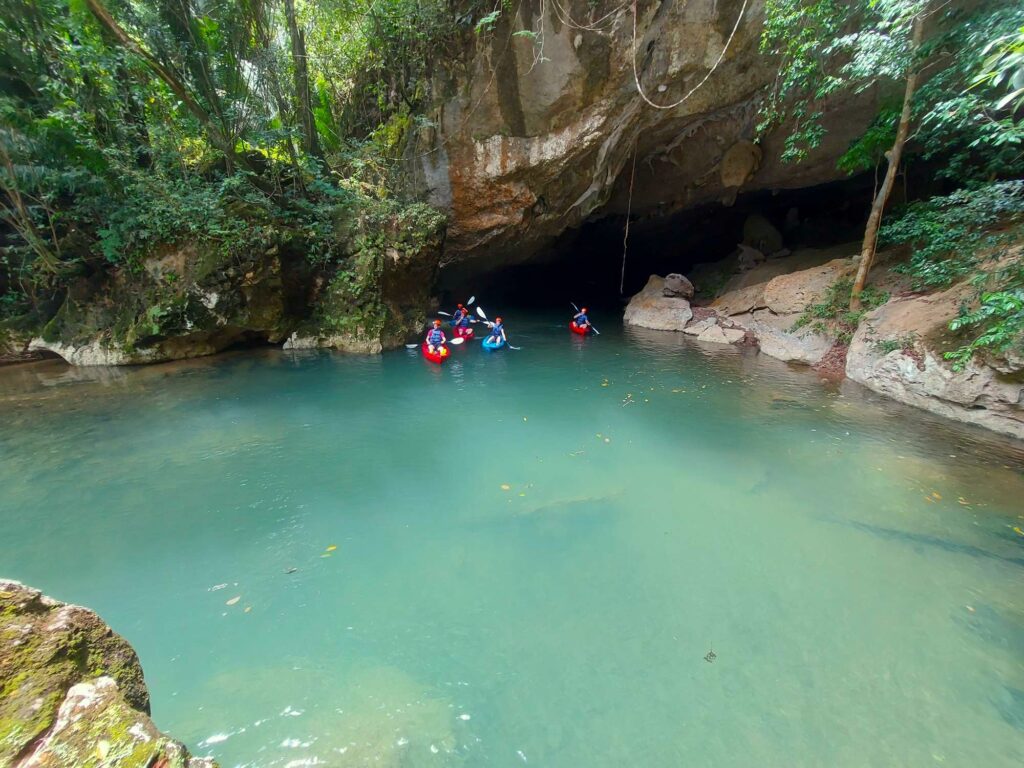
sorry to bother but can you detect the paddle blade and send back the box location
[438,310,451,317]
[476,306,488,319]
[405,344,418,349]
[449,337,465,345]
[468,296,476,305]
[571,302,580,312]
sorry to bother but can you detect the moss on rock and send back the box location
[0,580,215,767]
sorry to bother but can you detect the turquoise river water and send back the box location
[1,315,1023,767]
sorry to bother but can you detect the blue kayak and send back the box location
[481,337,505,350]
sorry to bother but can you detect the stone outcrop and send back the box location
[623,275,693,330]
[846,288,1024,439]
[413,0,877,266]
[0,579,215,768]
[26,204,445,366]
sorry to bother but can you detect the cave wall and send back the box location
[410,0,876,268]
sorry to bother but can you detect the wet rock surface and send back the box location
[0,580,215,768]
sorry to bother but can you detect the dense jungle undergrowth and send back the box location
[0,0,1023,367]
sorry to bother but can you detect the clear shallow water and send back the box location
[1,315,1023,768]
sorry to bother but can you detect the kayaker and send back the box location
[451,303,467,326]
[487,316,507,345]
[426,319,447,354]
[456,310,472,329]
[572,307,591,331]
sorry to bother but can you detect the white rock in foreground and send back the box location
[623,275,693,331]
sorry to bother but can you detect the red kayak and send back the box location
[455,326,474,340]
[421,343,450,364]
[569,321,590,336]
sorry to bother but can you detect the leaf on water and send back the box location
[500,484,511,491]
[95,740,110,760]
[244,606,252,613]
[226,596,240,606]
[320,553,332,558]
[932,492,942,500]
[1014,526,1024,537]
[326,545,337,552]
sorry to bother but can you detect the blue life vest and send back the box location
[575,313,589,325]
[490,323,503,338]
[427,328,444,344]
[457,314,471,328]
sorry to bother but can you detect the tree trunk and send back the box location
[82,0,260,178]
[284,0,321,158]
[849,12,925,310]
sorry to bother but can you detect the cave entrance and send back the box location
[440,175,877,310]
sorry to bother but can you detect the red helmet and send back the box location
[433,319,442,326]
[581,307,588,313]
[457,303,464,308]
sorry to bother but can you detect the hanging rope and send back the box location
[550,0,628,32]
[631,0,750,110]
[620,142,637,295]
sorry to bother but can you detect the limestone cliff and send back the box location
[411,0,874,268]
[0,580,215,768]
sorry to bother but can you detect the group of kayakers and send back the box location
[423,301,590,361]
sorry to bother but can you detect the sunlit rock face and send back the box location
[0,580,216,768]
[412,0,875,267]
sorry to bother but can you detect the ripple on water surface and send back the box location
[1,316,1022,767]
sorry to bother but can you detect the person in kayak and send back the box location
[456,309,472,330]
[572,307,591,331]
[426,319,447,354]
[486,316,507,345]
[451,303,467,326]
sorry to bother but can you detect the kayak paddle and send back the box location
[468,296,476,305]
[438,310,452,317]
[449,337,465,346]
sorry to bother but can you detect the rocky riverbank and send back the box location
[623,244,1024,440]
[0,580,214,768]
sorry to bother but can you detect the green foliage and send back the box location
[792,276,889,344]
[883,182,1024,289]
[872,332,918,355]
[946,285,1024,370]
[973,24,1024,114]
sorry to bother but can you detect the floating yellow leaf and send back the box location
[500,484,511,491]
[244,606,252,613]
[226,596,240,606]
[931,492,942,500]
[95,740,110,760]
[1014,527,1024,537]
[326,545,337,552]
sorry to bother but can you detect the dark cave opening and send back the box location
[440,174,882,312]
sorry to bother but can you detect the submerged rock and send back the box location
[623,275,693,331]
[0,579,215,767]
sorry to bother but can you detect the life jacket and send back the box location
[490,323,504,338]
[427,328,445,345]
[457,314,471,327]
[574,313,589,325]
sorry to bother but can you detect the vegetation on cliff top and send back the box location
[760,0,1024,367]
[0,0,478,345]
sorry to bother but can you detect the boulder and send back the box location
[720,141,763,188]
[662,273,695,299]
[742,214,784,255]
[762,258,857,314]
[711,282,767,316]
[736,244,766,272]
[732,310,833,365]
[846,290,1024,439]
[623,275,693,331]
[696,325,746,345]
[683,317,718,336]
[0,580,216,768]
